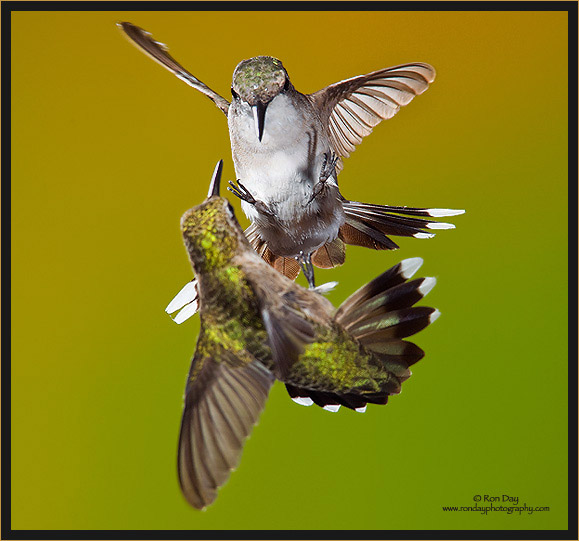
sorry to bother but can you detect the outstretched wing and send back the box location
[178,338,274,509]
[118,22,230,115]
[309,63,435,170]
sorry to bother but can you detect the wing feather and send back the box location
[310,63,436,163]
[118,22,230,115]
[178,350,274,509]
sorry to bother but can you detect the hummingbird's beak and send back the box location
[252,101,267,142]
[207,159,223,198]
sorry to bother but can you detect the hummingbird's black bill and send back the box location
[207,160,223,197]
[252,102,267,142]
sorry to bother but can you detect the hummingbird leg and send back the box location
[306,152,339,206]
[228,180,256,203]
[228,180,273,216]
[297,251,316,289]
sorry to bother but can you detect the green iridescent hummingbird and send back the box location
[176,160,440,509]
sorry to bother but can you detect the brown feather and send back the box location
[178,356,274,509]
[309,63,435,166]
[311,237,346,269]
[245,223,301,280]
[118,22,230,115]
[272,255,301,281]
[338,222,399,250]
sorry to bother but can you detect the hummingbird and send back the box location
[118,22,464,290]
[175,160,440,509]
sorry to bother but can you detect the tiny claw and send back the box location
[305,181,326,206]
[318,152,339,183]
[228,180,256,204]
[228,180,273,215]
[227,180,241,198]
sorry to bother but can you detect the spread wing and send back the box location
[118,22,230,115]
[178,336,274,509]
[309,63,435,170]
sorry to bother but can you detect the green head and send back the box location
[231,56,291,142]
[181,161,244,272]
[231,56,290,106]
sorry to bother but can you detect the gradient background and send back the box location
[11,10,568,531]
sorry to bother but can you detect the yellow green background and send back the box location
[11,10,568,531]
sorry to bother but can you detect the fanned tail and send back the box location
[286,257,439,412]
[340,200,465,250]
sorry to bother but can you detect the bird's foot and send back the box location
[228,180,273,216]
[228,179,256,203]
[296,251,316,289]
[305,181,326,205]
[319,152,339,183]
[305,152,339,206]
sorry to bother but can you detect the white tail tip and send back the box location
[427,208,466,217]
[355,405,367,413]
[292,396,314,407]
[429,309,441,324]
[418,277,437,297]
[414,232,435,239]
[166,280,198,314]
[173,300,199,324]
[312,281,339,295]
[426,222,455,230]
[399,257,423,279]
[323,404,341,413]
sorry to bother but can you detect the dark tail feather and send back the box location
[335,257,424,318]
[340,200,464,249]
[339,220,399,250]
[285,258,438,412]
[336,257,439,339]
[286,383,387,413]
[337,256,438,384]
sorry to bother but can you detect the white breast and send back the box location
[228,94,330,221]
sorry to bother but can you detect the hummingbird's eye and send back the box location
[231,87,239,99]
[283,78,290,91]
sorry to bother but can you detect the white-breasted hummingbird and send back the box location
[119,22,464,291]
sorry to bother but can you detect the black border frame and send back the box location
[2,2,577,539]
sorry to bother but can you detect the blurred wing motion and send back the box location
[310,63,436,172]
[118,21,230,115]
[178,341,274,509]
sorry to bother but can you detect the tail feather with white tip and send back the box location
[285,257,440,412]
[339,200,465,250]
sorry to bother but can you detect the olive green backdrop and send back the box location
[11,10,568,531]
